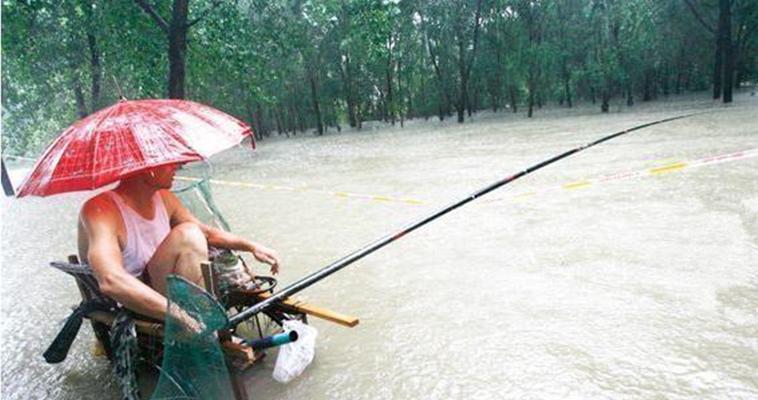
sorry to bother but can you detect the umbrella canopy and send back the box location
[16,99,253,197]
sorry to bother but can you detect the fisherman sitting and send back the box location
[77,163,280,323]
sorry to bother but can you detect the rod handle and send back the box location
[246,331,298,351]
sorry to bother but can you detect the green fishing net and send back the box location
[150,275,234,400]
[111,311,141,400]
[173,178,231,232]
[170,177,281,338]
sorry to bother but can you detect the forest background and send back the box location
[2,0,757,157]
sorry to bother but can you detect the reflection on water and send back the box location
[3,93,758,399]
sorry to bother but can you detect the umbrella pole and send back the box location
[228,112,700,327]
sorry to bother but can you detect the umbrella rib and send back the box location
[166,101,250,155]
[143,103,197,153]
[16,112,105,196]
[17,126,69,195]
[89,103,121,189]
[47,121,95,193]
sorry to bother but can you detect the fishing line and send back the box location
[174,176,425,205]
[486,147,758,203]
[228,112,704,326]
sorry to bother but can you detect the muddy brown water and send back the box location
[2,92,757,399]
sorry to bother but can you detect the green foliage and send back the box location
[2,0,757,154]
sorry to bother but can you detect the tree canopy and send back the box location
[3,0,757,156]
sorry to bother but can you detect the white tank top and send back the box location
[107,191,171,276]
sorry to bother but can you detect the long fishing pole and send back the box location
[228,113,697,327]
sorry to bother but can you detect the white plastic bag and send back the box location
[272,320,318,383]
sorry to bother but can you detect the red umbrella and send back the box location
[16,99,254,197]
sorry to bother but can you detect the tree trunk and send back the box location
[256,103,267,137]
[289,100,302,135]
[455,0,483,124]
[643,70,653,101]
[564,75,572,108]
[491,51,503,112]
[347,91,357,128]
[245,100,256,138]
[712,35,723,99]
[601,80,610,112]
[340,54,357,128]
[377,87,387,122]
[80,1,101,111]
[356,101,363,129]
[407,73,415,118]
[457,75,466,123]
[297,102,306,134]
[626,85,634,106]
[508,85,518,113]
[527,73,535,118]
[467,81,474,117]
[456,19,467,123]
[308,66,324,136]
[285,102,294,135]
[734,56,744,89]
[734,26,750,89]
[73,77,88,118]
[527,90,534,118]
[386,52,395,125]
[397,57,405,126]
[67,10,87,118]
[426,38,450,122]
[87,35,100,111]
[275,106,286,137]
[719,0,733,103]
[662,67,670,96]
[167,0,188,99]
[601,93,610,113]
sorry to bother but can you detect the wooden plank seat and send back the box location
[47,255,275,360]
[48,257,163,358]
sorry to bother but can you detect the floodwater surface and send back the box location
[2,93,757,399]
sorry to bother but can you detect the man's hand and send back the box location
[168,303,207,337]
[251,243,280,275]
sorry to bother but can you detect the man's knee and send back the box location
[172,222,207,251]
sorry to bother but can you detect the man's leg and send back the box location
[146,222,208,296]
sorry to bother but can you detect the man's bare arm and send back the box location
[81,197,169,320]
[160,190,280,273]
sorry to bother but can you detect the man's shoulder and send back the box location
[80,192,118,222]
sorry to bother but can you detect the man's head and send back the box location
[143,163,180,189]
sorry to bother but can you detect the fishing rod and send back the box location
[228,112,697,327]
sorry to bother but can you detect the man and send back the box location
[78,163,279,321]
